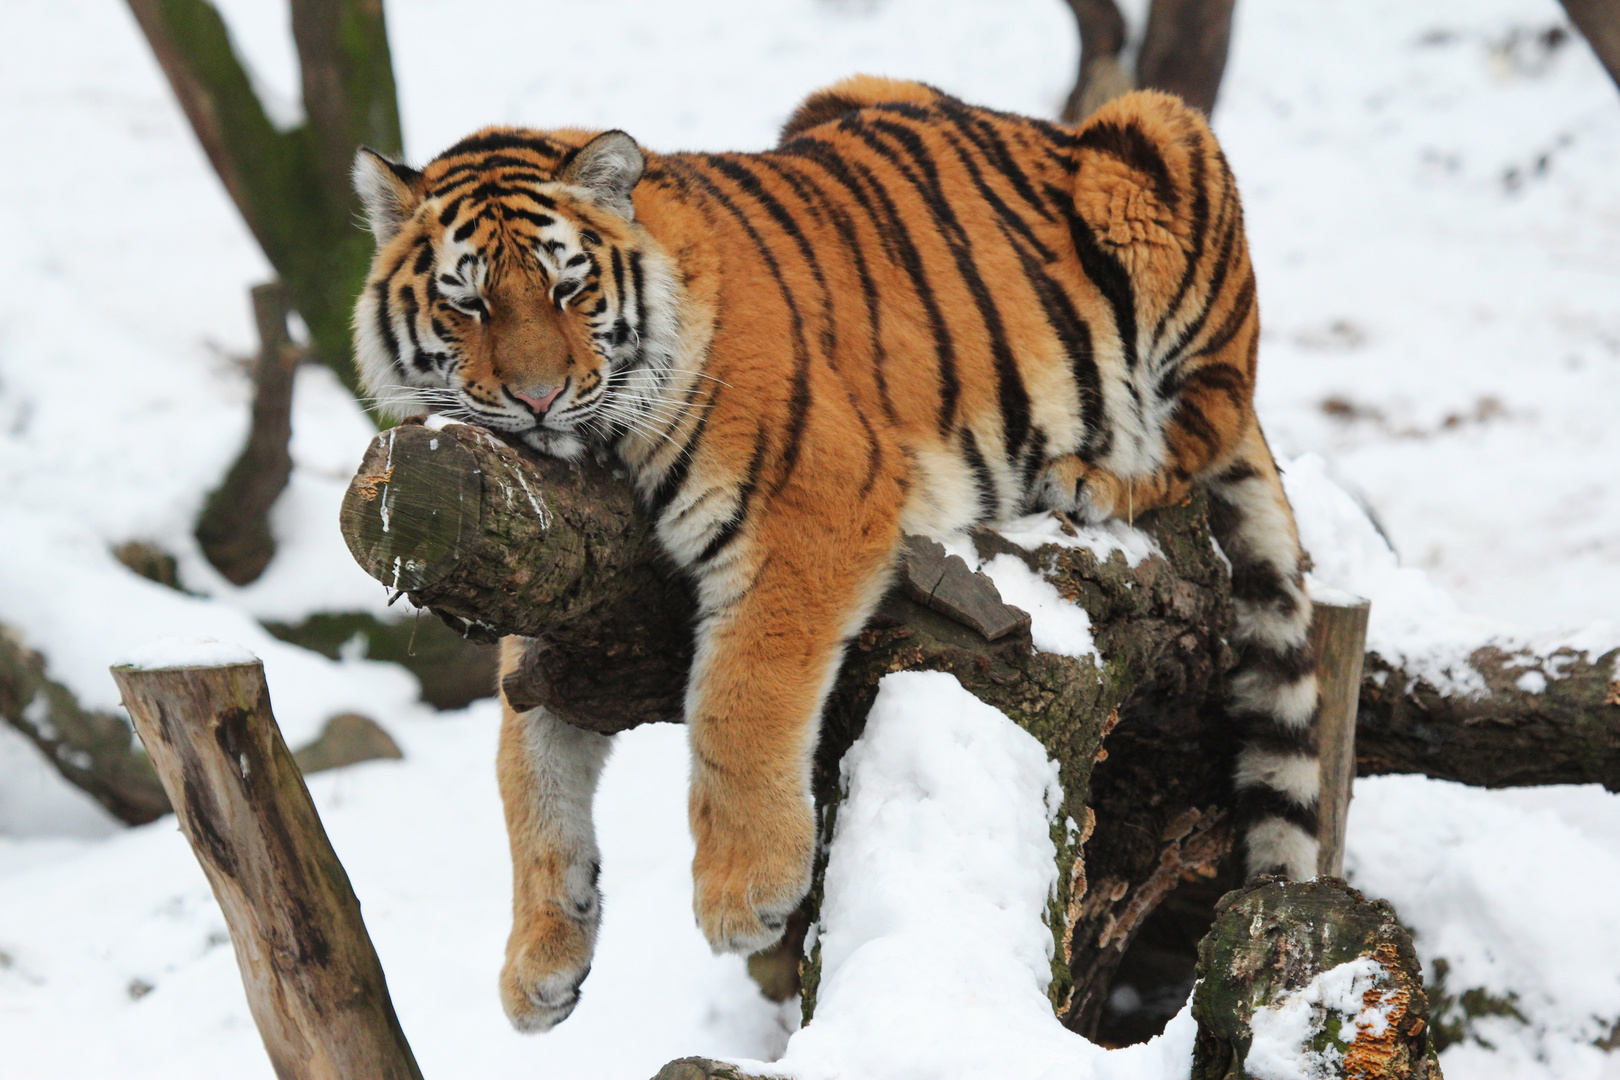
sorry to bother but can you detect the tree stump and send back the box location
[111,653,422,1080]
[1193,878,1442,1079]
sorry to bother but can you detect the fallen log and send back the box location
[2,623,407,824]
[111,651,422,1080]
[1357,645,1620,791]
[337,419,1422,1039]
[1,624,170,824]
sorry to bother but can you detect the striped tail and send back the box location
[1204,426,1320,880]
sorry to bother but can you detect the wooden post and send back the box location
[111,655,422,1080]
[1309,594,1371,878]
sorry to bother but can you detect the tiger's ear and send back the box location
[556,130,644,221]
[352,147,424,244]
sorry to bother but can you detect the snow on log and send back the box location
[1357,644,1620,791]
[1193,878,1442,1080]
[110,655,422,1080]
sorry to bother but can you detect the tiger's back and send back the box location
[352,77,1318,1034]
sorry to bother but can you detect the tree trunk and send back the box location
[1060,0,1134,123]
[1559,0,1620,95]
[194,281,300,585]
[111,656,422,1080]
[1135,0,1237,117]
[1357,644,1620,792]
[1059,0,1237,123]
[124,0,402,393]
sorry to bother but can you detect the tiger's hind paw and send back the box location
[1040,455,1124,526]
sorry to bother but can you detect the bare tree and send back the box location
[1061,0,1237,122]
[125,0,402,581]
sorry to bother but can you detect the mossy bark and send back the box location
[1192,878,1441,1079]
[125,0,402,394]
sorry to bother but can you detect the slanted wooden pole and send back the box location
[1310,595,1371,878]
[111,656,422,1080]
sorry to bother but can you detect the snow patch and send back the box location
[760,671,1194,1079]
[1245,956,1395,1080]
[995,512,1163,569]
[979,555,1099,663]
[115,638,259,671]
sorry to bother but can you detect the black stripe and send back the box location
[1053,183,1140,371]
[697,424,769,563]
[1237,720,1319,757]
[372,282,401,370]
[499,206,555,229]
[677,160,815,493]
[628,249,648,367]
[1150,136,1211,352]
[1190,270,1256,362]
[706,155,838,361]
[932,98,1057,223]
[434,130,565,161]
[1229,556,1295,609]
[756,157,896,417]
[855,116,1032,462]
[779,137,959,433]
[610,246,625,307]
[1160,168,1241,363]
[960,428,999,521]
[935,127,1053,261]
[1236,791,1319,834]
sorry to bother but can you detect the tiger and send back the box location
[351,75,1322,1032]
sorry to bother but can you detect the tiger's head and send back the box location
[352,129,679,459]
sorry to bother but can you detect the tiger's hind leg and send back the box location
[1204,426,1321,880]
[496,638,613,1033]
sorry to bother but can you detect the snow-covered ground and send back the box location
[1,0,1617,1077]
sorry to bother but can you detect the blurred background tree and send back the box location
[126,0,401,398]
[1060,0,1237,122]
[126,0,402,583]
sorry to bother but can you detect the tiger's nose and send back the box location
[512,382,566,414]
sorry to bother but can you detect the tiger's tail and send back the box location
[1205,425,1320,880]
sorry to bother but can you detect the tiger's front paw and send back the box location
[500,856,601,1033]
[1040,456,1124,526]
[690,784,813,955]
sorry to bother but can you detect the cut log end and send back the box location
[1193,878,1442,1080]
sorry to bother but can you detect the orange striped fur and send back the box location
[354,76,1321,1032]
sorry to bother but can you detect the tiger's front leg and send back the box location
[685,531,896,954]
[495,639,613,1032]
[1040,454,1194,526]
